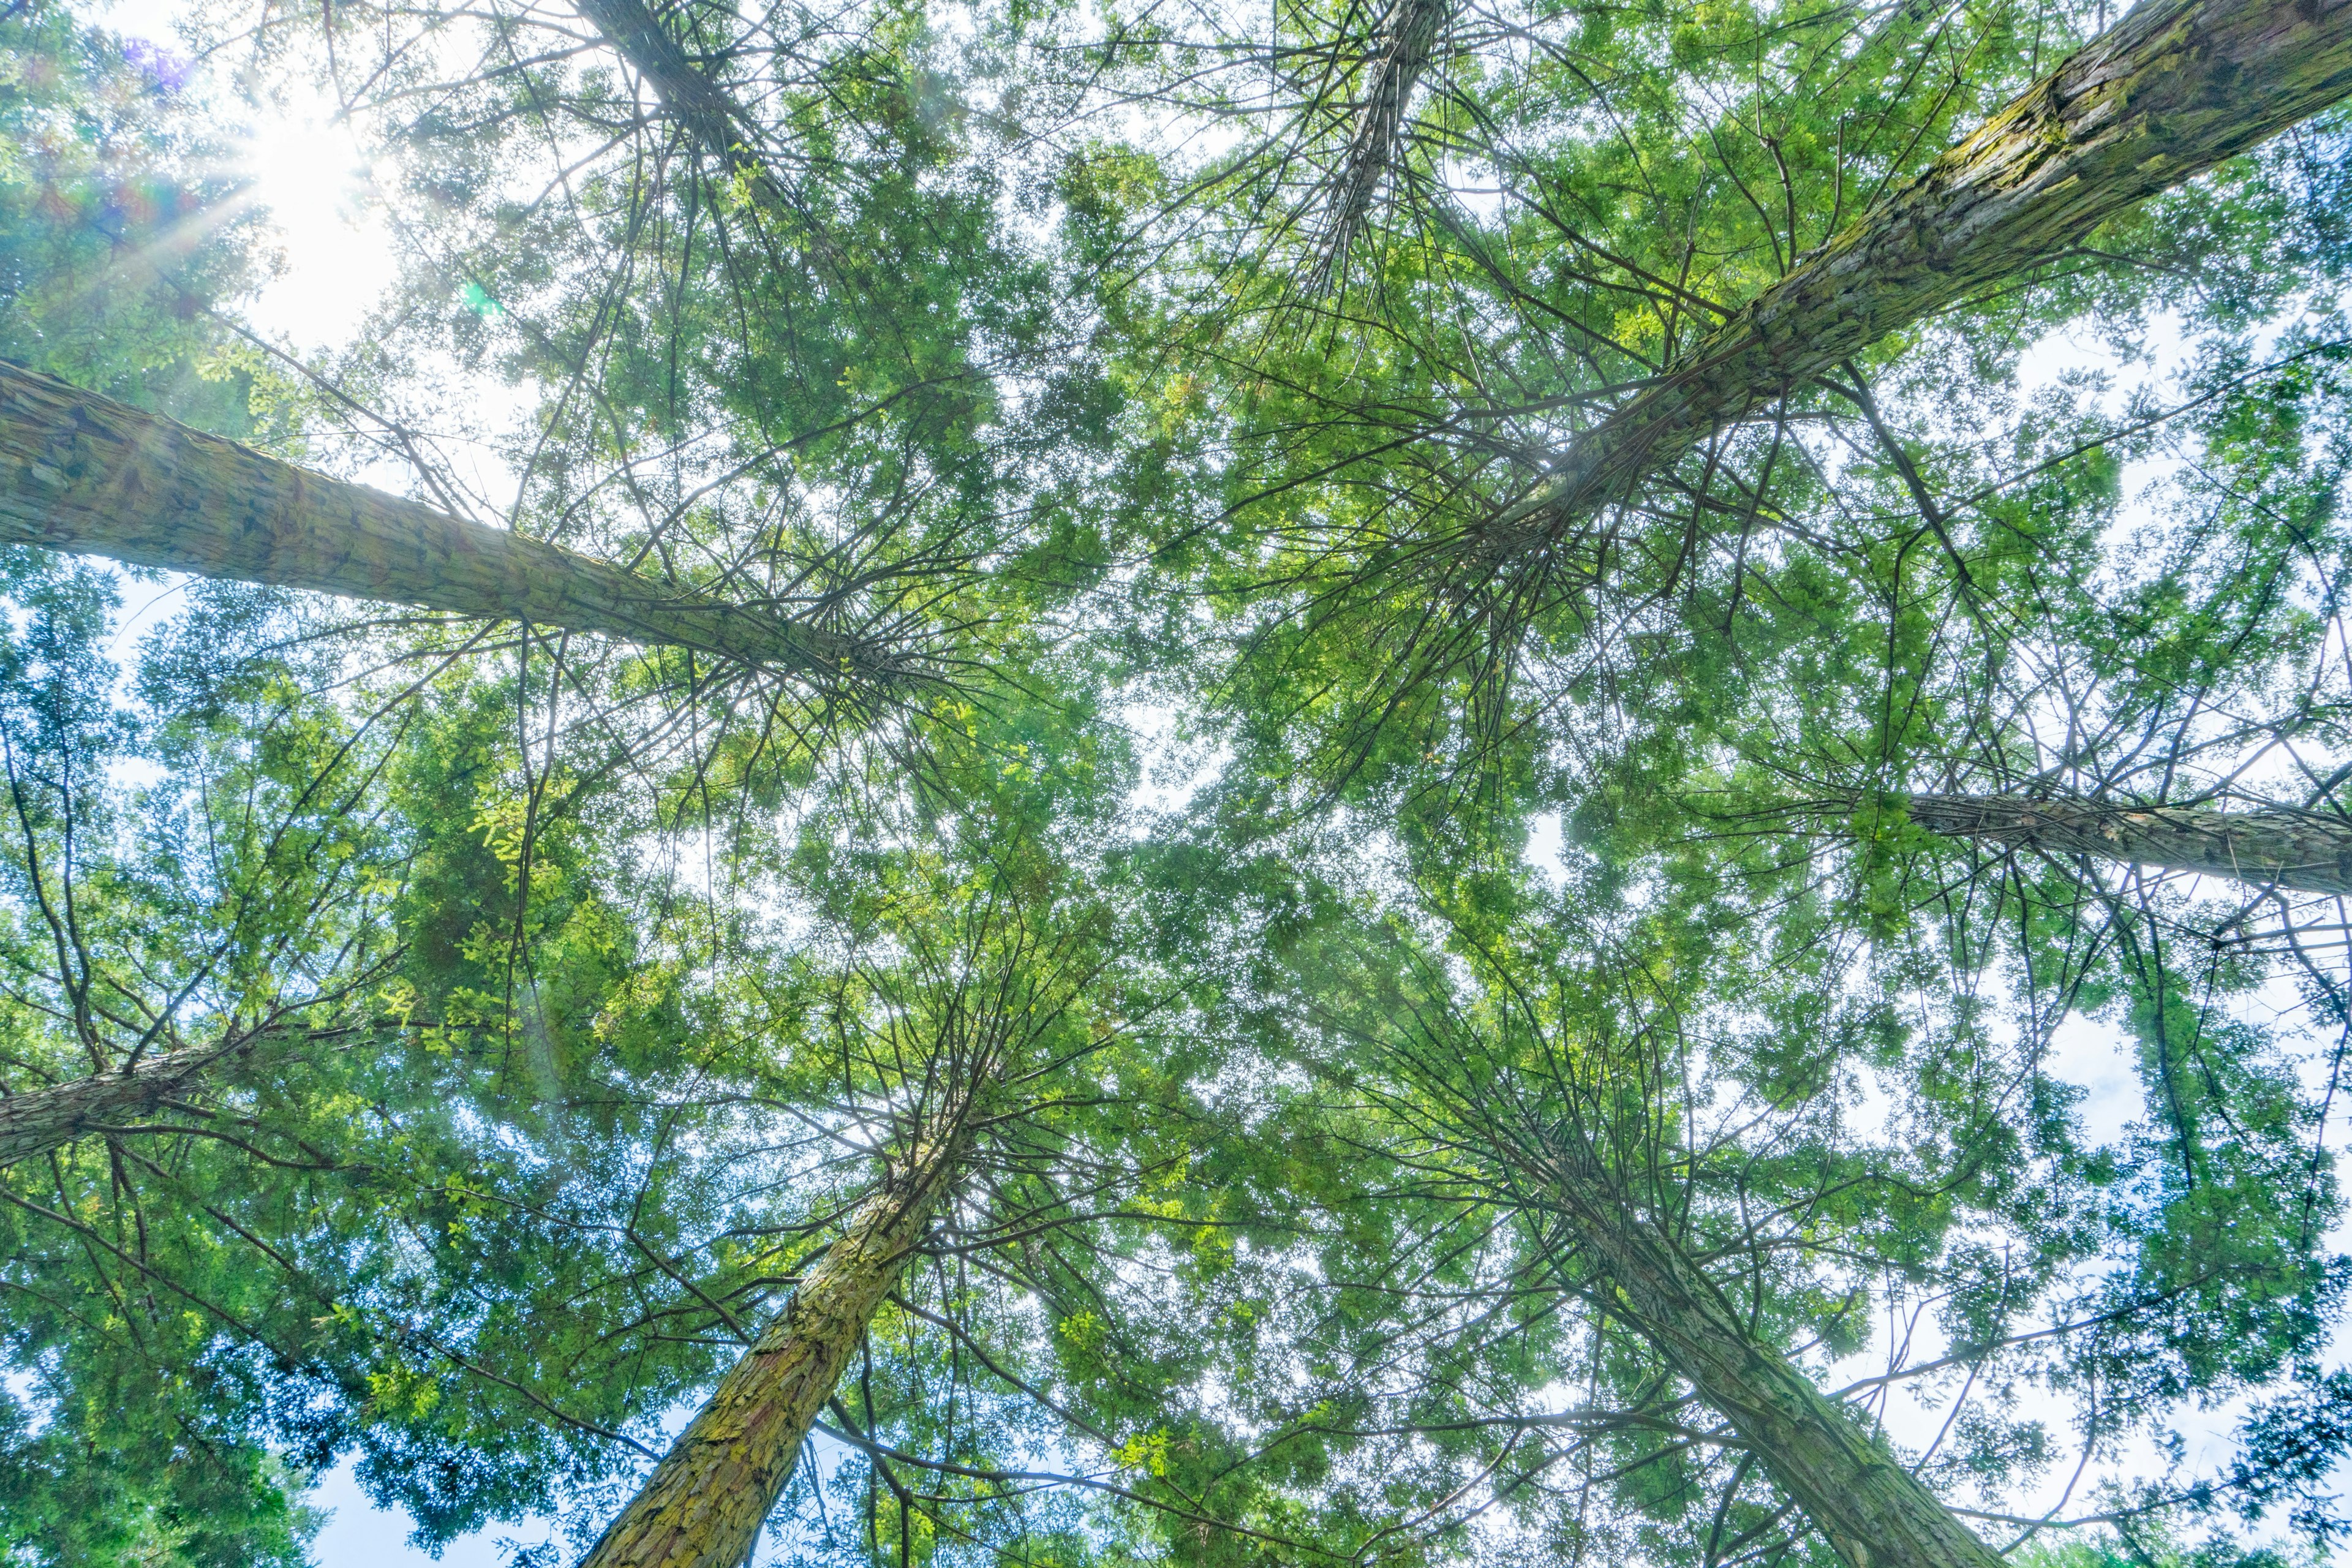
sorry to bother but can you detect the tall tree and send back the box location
[1257,856,2352,1568]
[0,360,892,683]
[578,846,1107,1568]
[1480,0,2352,555]
[1902,794,2352,895]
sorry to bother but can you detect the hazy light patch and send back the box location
[90,568,183,792]
[1525,810,1569,887]
[1,1367,48,1436]
[1443,157,1503,225]
[2041,1009,2139,1148]
[2012,311,2185,418]
[81,0,178,46]
[1845,1062,1897,1145]
[1121,698,1229,823]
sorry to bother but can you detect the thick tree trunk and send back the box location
[0,1027,301,1167]
[0,1045,219,1166]
[0,360,875,680]
[1489,0,2352,549]
[1544,1155,2000,1568]
[1905,793,2352,895]
[578,1121,970,1568]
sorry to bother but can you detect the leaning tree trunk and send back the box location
[1905,793,2352,895]
[1487,0,2352,550]
[578,1118,971,1568]
[1316,0,1448,272]
[0,360,876,680]
[0,1026,306,1167]
[1545,1154,2001,1568]
[1,1041,225,1167]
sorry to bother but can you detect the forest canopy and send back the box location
[4,1,2352,1566]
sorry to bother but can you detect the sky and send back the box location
[45,0,2352,1561]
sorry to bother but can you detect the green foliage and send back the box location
[9,0,2352,1564]
[0,0,282,435]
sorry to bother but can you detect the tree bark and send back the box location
[1318,0,1447,270]
[0,360,878,680]
[578,1120,970,1568]
[1542,1153,2000,1568]
[0,1027,301,1167]
[573,0,846,257]
[575,0,782,204]
[1905,793,2352,895]
[1488,0,2352,551]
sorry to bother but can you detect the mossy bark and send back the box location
[1491,0,2352,547]
[0,360,872,678]
[578,1125,969,1568]
[1907,793,2352,894]
[1547,1156,2000,1568]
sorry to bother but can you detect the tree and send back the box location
[1902,794,2352,897]
[0,0,274,428]
[0,359,892,683]
[0,1019,334,1167]
[578,835,1110,1568]
[1118,0,2352,802]
[1245,845,2352,1568]
[13,0,2352,1561]
[1481,0,2352,556]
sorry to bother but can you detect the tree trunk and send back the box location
[0,1027,300,1167]
[578,1121,970,1568]
[574,0,842,254]
[0,360,876,680]
[1905,793,2352,895]
[575,0,780,204]
[1544,1154,2000,1568]
[1318,0,1447,270]
[0,1045,218,1166]
[1488,0,2352,549]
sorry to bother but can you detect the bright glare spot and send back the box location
[84,0,394,355]
[238,88,397,354]
[1524,810,1567,886]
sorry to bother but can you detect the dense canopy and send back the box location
[5,0,2352,1566]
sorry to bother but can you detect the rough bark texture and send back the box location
[1907,793,2352,894]
[0,1030,288,1167]
[0,360,875,679]
[1547,1154,2000,1568]
[578,1125,970,1568]
[1491,0,2352,548]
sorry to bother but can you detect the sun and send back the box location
[88,0,395,354]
